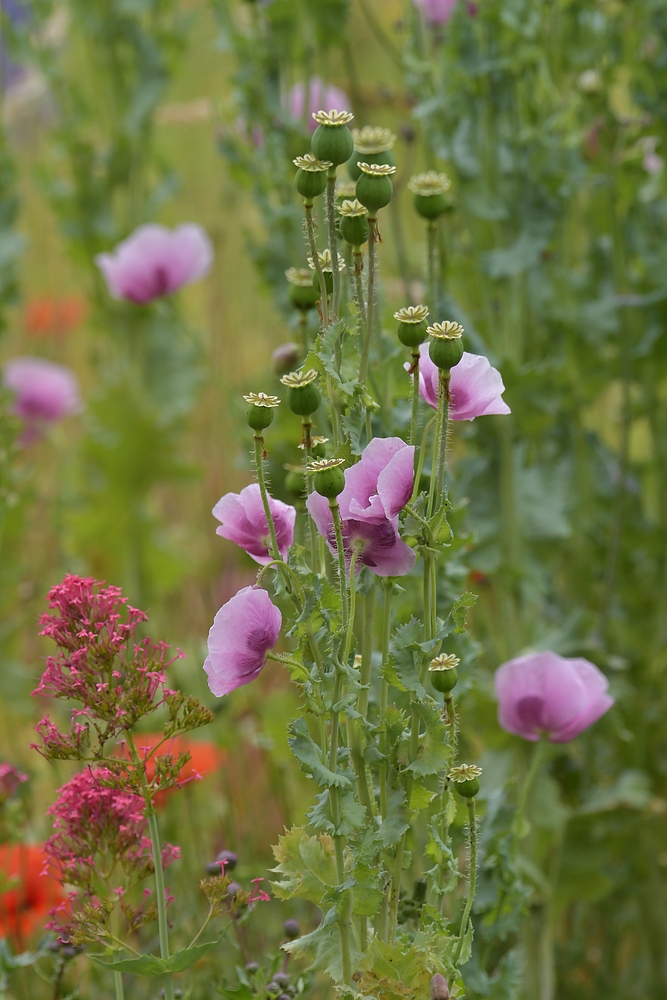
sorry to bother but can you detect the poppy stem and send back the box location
[512,737,547,844]
[455,798,478,964]
[253,436,282,563]
[305,203,329,329]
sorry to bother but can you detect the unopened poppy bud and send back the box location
[243,392,280,431]
[449,763,482,799]
[429,653,459,693]
[309,457,346,498]
[286,268,320,312]
[428,321,465,371]
[216,849,238,871]
[293,153,333,202]
[347,126,397,180]
[284,918,300,939]
[272,973,290,988]
[280,369,321,416]
[311,110,355,166]
[355,162,396,215]
[394,304,430,348]
[430,974,450,1000]
[409,172,452,220]
[272,342,301,376]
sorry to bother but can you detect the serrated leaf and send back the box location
[271,826,337,903]
[91,954,166,976]
[378,787,410,847]
[288,718,352,788]
[449,592,477,633]
[165,938,221,972]
[386,618,426,699]
[308,784,366,836]
[282,905,363,983]
[410,784,436,811]
[406,699,450,777]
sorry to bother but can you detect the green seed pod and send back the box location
[356,162,396,214]
[449,765,481,799]
[310,458,346,499]
[408,171,452,221]
[311,438,327,459]
[281,370,321,416]
[428,321,465,371]
[286,268,320,312]
[284,467,306,498]
[347,126,397,181]
[243,392,280,431]
[311,111,355,166]
[394,304,430,348]
[348,148,396,181]
[293,153,332,202]
[313,270,333,295]
[309,248,344,297]
[338,198,369,247]
[429,653,459,694]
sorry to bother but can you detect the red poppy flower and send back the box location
[24,296,86,339]
[117,735,226,807]
[0,843,62,946]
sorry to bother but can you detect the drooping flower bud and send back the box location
[347,126,397,181]
[308,457,346,499]
[280,369,321,416]
[408,171,452,220]
[338,198,369,247]
[355,162,396,215]
[243,392,281,432]
[429,653,460,693]
[293,153,333,202]
[430,973,450,1000]
[448,763,482,798]
[394,304,430,348]
[427,321,465,371]
[311,110,355,166]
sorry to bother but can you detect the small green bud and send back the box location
[394,304,430,348]
[311,110,355,166]
[243,392,280,431]
[355,162,396,215]
[428,653,459,694]
[449,764,482,799]
[428,321,464,371]
[280,369,321,416]
[409,171,452,221]
[309,458,346,498]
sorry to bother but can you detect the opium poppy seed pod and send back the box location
[308,248,345,295]
[285,268,320,313]
[293,153,333,202]
[338,199,369,247]
[281,369,321,416]
[394,304,430,348]
[449,763,482,798]
[347,126,397,181]
[308,457,346,499]
[428,320,465,371]
[243,392,280,431]
[311,109,355,166]
[355,162,396,216]
[408,171,452,220]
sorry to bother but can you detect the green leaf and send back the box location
[410,784,436,811]
[282,906,363,983]
[165,938,221,972]
[308,785,367,836]
[406,699,450,778]
[378,787,410,847]
[90,954,167,976]
[449,592,477,633]
[386,619,426,700]
[271,826,337,904]
[288,718,352,788]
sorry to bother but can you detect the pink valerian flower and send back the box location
[494,651,614,743]
[212,484,296,565]
[95,223,213,304]
[407,346,511,420]
[306,438,416,578]
[45,767,180,892]
[3,357,81,437]
[0,763,28,804]
[413,0,458,24]
[286,77,350,132]
[248,878,271,905]
[204,587,282,698]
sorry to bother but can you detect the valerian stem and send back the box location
[305,202,329,328]
[455,798,478,964]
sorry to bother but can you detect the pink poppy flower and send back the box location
[413,0,458,24]
[306,437,416,577]
[286,77,350,132]
[3,357,81,433]
[204,587,282,697]
[212,484,296,565]
[95,223,213,304]
[494,651,614,743]
[407,346,510,420]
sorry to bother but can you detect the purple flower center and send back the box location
[516,695,547,731]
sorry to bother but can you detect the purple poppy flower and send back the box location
[306,437,416,577]
[406,346,511,420]
[95,223,213,305]
[286,77,350,133]
[494,651,614,743]
[3,357,81,435]
[413,0,458,25]
[212,484,296,565]
[204,587,282,697]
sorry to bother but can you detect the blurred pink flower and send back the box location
[0,763,28,804]
[213,484,296,565]
[204,586,282,697]
[494,651,614,743]
[286,77,350,132]
[414,0,458,24]
[95,223,213,304]
[408,346,510,420]
[306,437,416,577]
[3,357,81,434]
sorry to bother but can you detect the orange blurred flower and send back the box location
[24,296,86,339]
[118,735,226,807]
[0,843,63,946]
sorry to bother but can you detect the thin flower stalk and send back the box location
[360,219,378,383]
[325,170,341,321]
[427,220,438,313]
[455,798,478,963]
[253,435,282,563]
[305,205,329,328]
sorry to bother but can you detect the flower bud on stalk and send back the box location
[281,369,321,417]
[408,171,452,220]
[293,153,333,203]
[431,974,450,1000]
[355,162,396,217]
[347,126,397,181]
[448,763,482,798]
[311,110,355,166]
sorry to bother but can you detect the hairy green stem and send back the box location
[305,202,329,328]
[360,217,378,382]
[455,798,478,964]
[330,499,349,627]
[411,415,437,503]
[326,170,341,322]
[302,419,319,570]
[148,810,174,1000]
[353,248,366,327]
[254,435,281,562]
[512,737,547,844]
[329,666,353,983]
[431,371,450,515]
[427,220,438,313]
[409,349,421,447]
[379,579,393,820]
